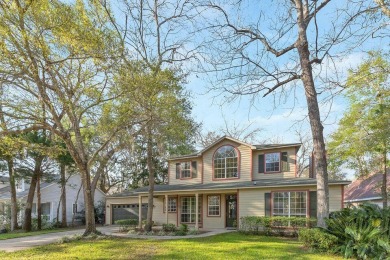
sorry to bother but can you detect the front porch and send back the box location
[137,191,238,230]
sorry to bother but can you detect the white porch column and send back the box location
[138,196,142,229]
[165,194,168,224]
[195,193,199,230]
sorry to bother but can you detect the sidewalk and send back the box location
[0,226,233,252]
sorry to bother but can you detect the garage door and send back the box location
[112,203,148,224]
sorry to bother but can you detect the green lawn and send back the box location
[0,232,341,259]
[0,228,70,240]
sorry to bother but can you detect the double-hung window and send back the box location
[180,162,191,178]
[207,195,220,216]
[265,153,280,172]
[164,197,177,213]
[181,197,202,223]
[272,191,307,217]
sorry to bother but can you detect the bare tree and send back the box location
[197,118,263,148]
[200,0,386,227]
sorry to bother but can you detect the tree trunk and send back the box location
[7,158,18,231]
[60,163,67,227]
[72,184,82,226]
[24,156,43,231]
[37,171,42,230]
[295,0,329,228]
[383,150,388,208]
[145,127,155,232]
[80,164,96,236]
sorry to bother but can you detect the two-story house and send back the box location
[105,136,349,229]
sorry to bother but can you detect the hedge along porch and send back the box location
[106,180,348,229]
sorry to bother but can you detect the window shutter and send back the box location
[258,154,265,173]
[175,163,180,179]
[281,152,290,172]
[309,191,317,218]
[265,193,271,217]
[191,161,197,178]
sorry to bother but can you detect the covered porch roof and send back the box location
[108,178,351,198]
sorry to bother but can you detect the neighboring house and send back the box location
[0,174,105,224]
[0,175,9,189]
[344,172,390,208]
[106,136,350,229]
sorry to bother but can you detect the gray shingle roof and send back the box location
[253,143,301,150]
[108,178,350,197]
[0,182,54,200]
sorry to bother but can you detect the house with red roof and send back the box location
[344,172,390,208]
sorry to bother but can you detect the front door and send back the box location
[226,194,237,228]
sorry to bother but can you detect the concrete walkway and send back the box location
[0,226,234,252]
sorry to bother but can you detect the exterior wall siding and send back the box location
[203,140,252,184]
[105,196,139,225]
[36,174,106,223]
[202,194,226,229]
[168,158,202,185]
[252,147,297,180]
[329,185,343,212]
[239,185,344,220]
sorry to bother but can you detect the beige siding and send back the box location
[152,196,177,226]
[105,197,139,225]
[329,185,343,212]
[238,185,344,222]
[168,158,202,185]
[202,194,226,229]
[252,147,297,180]
[203,140,252,184]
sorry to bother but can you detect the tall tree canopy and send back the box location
[0,0,121,235]
[328,52,390,208]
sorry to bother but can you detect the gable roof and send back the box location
[344,172,390,202]
[169,136,301,160]
[108,178,350,198]
[0,182,53,200]
[0,174,106,200]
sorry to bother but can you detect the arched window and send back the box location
[214,145,238,179]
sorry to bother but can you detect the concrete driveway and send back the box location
[0,226,119,252]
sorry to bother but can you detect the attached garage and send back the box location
[111,203,148,224]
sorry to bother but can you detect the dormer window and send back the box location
[213,145,238,179]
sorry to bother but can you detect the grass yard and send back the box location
[0,232,341,260]
[0,228,70,240]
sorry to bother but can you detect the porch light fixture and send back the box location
[253,181,257,185]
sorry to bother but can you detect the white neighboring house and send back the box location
[0,175,9,189]
[0,174,105,224]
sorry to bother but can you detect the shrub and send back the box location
[115,219,138,226]
[115,219,138,232]
[299,228,338,252]
[162,223,177,232]
[179,224,189,233]
[239,216,315,236]
[174,230,187,236]
[325,203,390,259]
